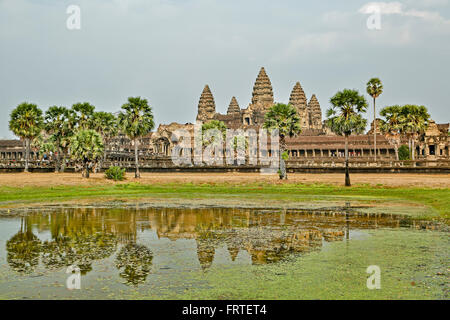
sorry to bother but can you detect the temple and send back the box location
[1,67,449,169]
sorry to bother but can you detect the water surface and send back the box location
[0,206,444,299]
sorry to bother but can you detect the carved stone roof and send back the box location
[196,85,216,121]
[289,82,307,111]
[227,96,240,115]
[251,67,274,109]
[308,94,321,114]
[307,94,323,129]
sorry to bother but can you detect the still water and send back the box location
[0,206,439,299]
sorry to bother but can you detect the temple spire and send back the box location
[251,67,274,110]
[227,96,240,116]
[307,94,323,130]
[289,82,307,109]
[289,82,308,128]
[196,85,216,122]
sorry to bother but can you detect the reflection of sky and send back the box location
[0,219,23,264]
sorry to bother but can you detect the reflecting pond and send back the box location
[0,206,446,299]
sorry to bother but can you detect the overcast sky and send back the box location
[1,0,449,138]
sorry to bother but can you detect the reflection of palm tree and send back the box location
[6,219,42,273]
[41,233,117,275]
[115,243,153,286]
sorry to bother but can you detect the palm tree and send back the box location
[92,111,118,169]
[327,89,368,186]
[118,97,154,178]
[70,129,104,178]
[263,103,302,180]
[9,102,44,172]
[44,106,73,172]
[200,120,227,165]
[380,105,402,160]
[72,102,95,130]
[399,105,429,160]
[366,78,383,161]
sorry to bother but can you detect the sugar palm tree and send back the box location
[70,129,104,178]
[92,111,118,168]
[399,105,429,160]
[380,105,403,160]
[366,78,383,161]
[263,103,302,180]
[9,103,44,172]
[327,89,368,186]
[44,106,73,172]
[118,97,154,178]
[72,102,95,130]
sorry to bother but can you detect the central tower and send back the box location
[251,67,274,112]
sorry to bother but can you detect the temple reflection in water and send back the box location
[5,207,413,284]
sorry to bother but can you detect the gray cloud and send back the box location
[0,0,449,139]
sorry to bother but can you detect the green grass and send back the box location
[0,182,448,219]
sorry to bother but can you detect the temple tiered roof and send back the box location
[227,96,240,116]
[307,94,323,129]
[196,85,216,122]
[289,82,309,129]
[289,82,307,110]
[251,67,274,110]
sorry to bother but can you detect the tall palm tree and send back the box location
[327,89,367,186]
[399,105,429,160]
[70,129,104,178]
[118,97,154,178]
[380,105,402,160]
[366,78,383,161]
[92,111,118,168]
[44,106,73,172]
[72,102,95,130]
[9,102,44,172]
[263,103,302,180]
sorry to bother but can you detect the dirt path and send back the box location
[0,172,448,188]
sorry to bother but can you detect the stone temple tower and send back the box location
[307,94,323,130]
[289,82,309,130]
[251,67,274,111]
[196,85,216,122]
[227,97,240,116]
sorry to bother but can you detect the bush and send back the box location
[105,166,126,181]
[398,145,410,160]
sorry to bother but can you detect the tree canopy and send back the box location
[327,89,368,136]
[9,102,44,140]
[118,97,154,140]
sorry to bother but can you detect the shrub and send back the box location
[105,166,126,181]
[398,145,410,160]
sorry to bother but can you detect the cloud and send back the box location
[404,0,449,7]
